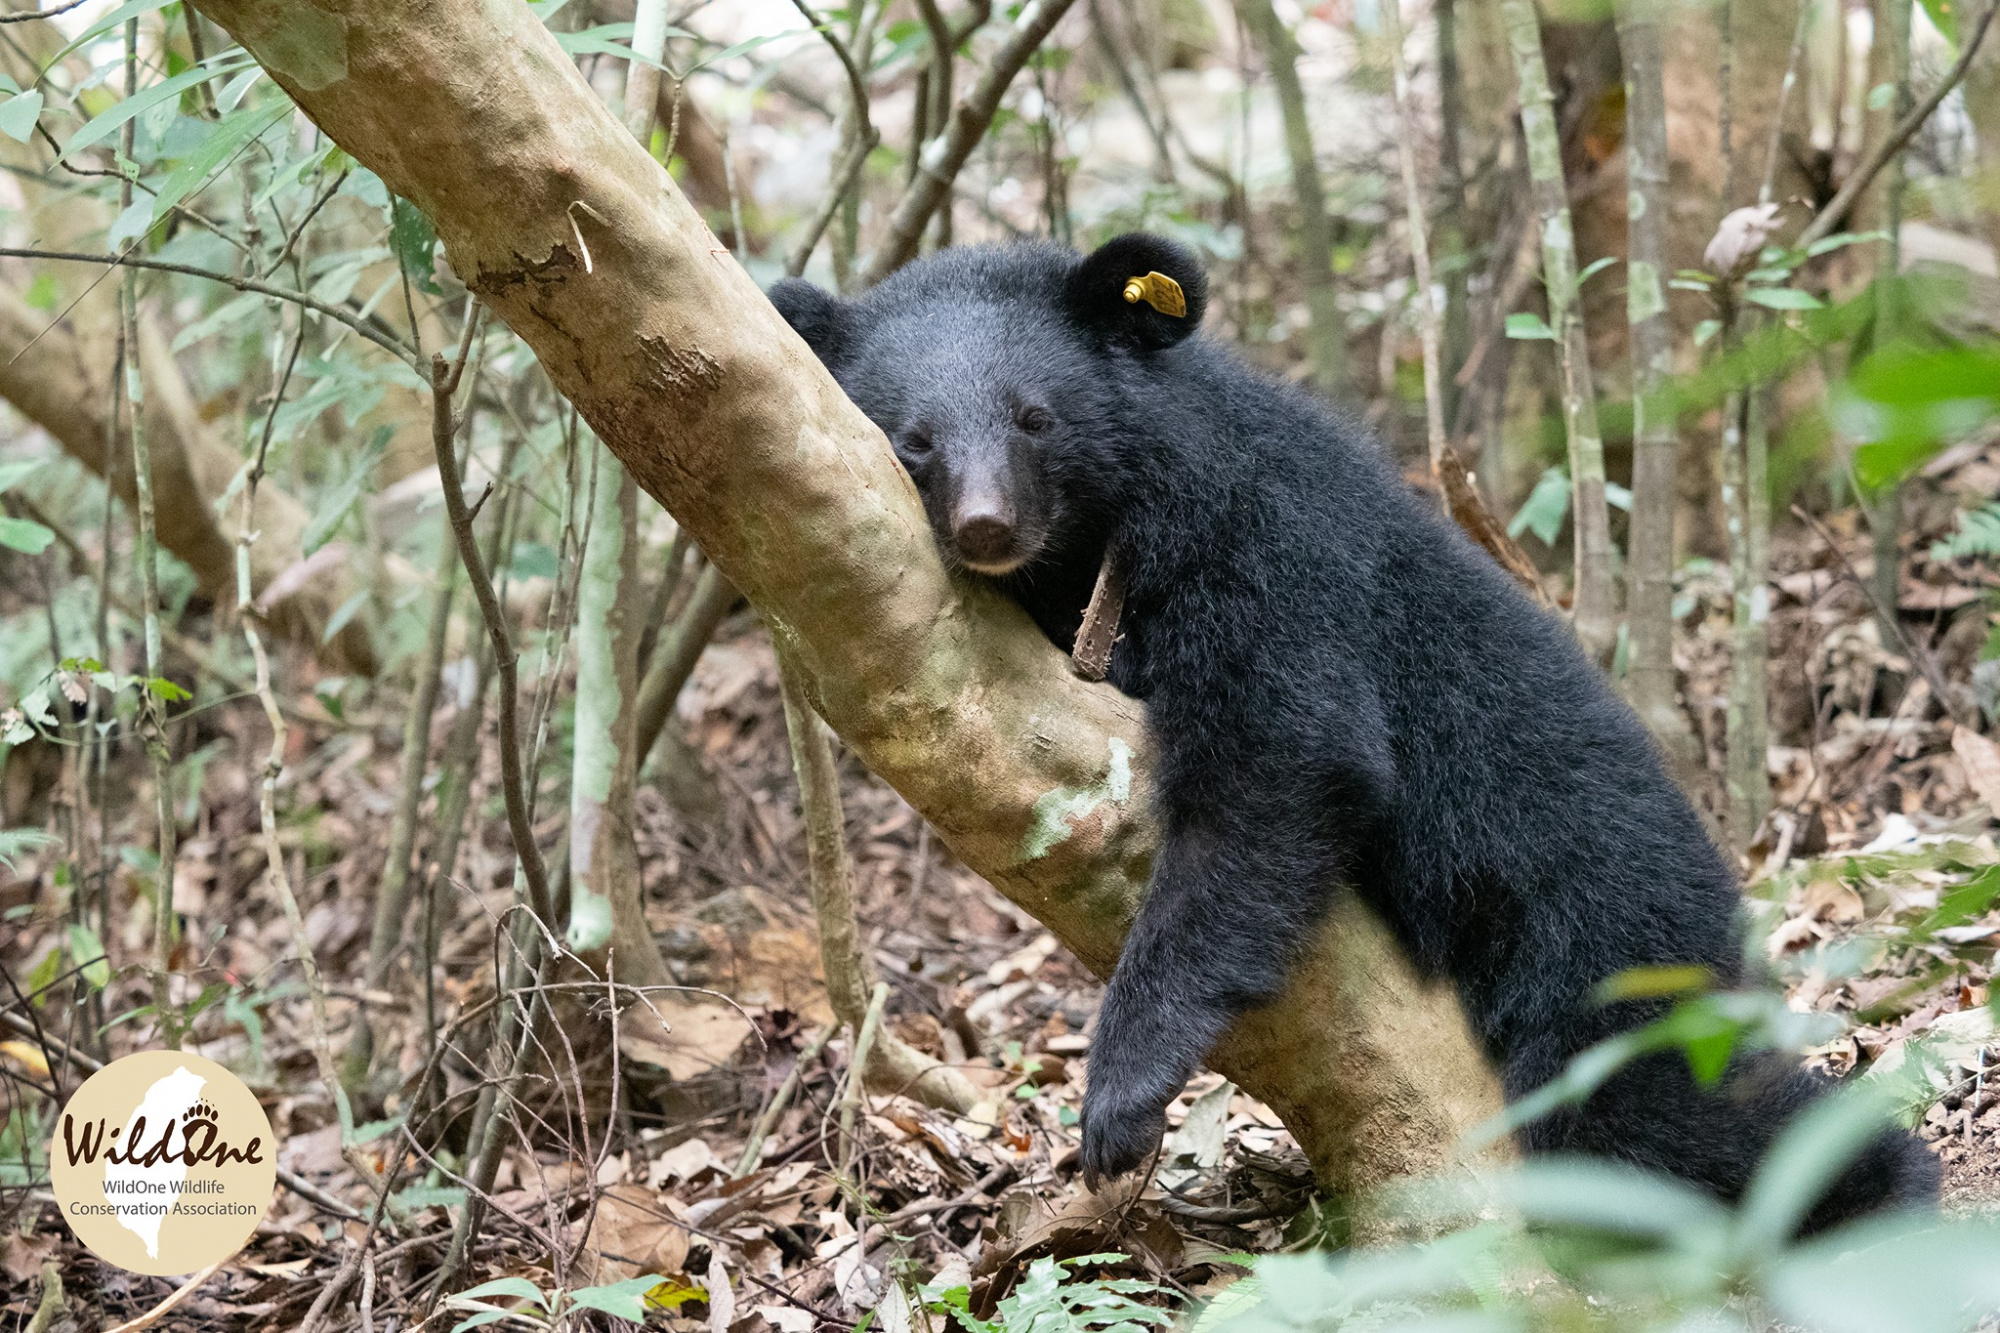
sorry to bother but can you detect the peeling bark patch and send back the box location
[638,336,722,405]
[213,0,348,91]
[1020,737,1133,863]
[470,244,585,297]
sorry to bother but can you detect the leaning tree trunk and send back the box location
[187,0,1507,1201]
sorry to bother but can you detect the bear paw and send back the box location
[1078,1095,1168,1191]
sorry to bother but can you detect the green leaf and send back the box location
[65,923,110,990]
[217,67,263,113]
[447,1277,548,1308]
[321,590,371,646]
[686,31,806,72]
[26,944,62,1001]
[566,1276,672,1322]
[1504,312,1556,341]
[0,828,56,872]
[1595,964,1714,1003]
[47,0,176,67]
[1682,1027,1738,1085]
[1932,503,2000,561]
[0,90,43,143]
[1806,229,1889,259]
[1920,0,1959,40]
[1771,1216,2000,1333]
[151,102,289,226]
[0,516,51,556]
[1507,466,1570,547]
[553,22,692,67]
[348,1114,405,1145]
[1693,318,1722,347]
[107,200,153,251]
[1576,255,1619,286]
[58,57,257,164]
[1842,344,2000,490]
[390,195,440,295]
[304,432,388,555]
[447,1313,513,1333]
[1743,286,1825,311]
[146,677,192,703]
[508,540,560,581]
[182,980,230,1021]
[0,460,41,494]
[391,1183,467,1210]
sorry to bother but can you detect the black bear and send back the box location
[770,233,1937,1230]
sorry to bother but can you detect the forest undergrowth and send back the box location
[5,435,2000,1330]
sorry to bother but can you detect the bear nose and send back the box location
[954,508,1016,565]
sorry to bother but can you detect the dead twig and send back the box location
[98,1261,221,1333]
[857,0,1082,284]
[1791,504,1961,722]
[1798,0,1998,247]
[0,247,417,366]
[736,1024,837,1177]
[429,309,552,927]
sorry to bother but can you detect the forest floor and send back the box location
[5,452,2000,1328]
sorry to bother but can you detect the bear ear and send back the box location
[1064,232,1208,352]
[768,278,853,368]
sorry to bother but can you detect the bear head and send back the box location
[769,233,1207,578]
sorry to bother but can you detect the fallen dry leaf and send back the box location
[620,996,755,1080]
[1767,914,1824,957]
[0,1230,55,1285]
[1802,877,1866,925]
[1953,727,2000,822]
[576,1183,692,1284]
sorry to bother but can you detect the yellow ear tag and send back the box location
[1121,271,1187,318]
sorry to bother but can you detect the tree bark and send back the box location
[186,0,1506,1199]
[1238,0,1345,395]
[1615,1,1702,786]
[566,447,666,988]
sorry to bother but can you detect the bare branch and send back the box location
[0,0,89,21]
[0,246,420,365]
[1799,0,1998,248]
[856,0,1081,285]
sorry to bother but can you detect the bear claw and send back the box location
[1078,1098,1168,1191]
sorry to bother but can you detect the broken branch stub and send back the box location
[188,0,1506,1196]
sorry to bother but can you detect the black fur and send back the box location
[768,236,1938,1232]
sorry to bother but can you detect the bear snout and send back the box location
[953,506,1019,571]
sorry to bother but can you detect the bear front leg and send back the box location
[1078,808,1339,1185]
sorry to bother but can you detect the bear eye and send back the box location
[900,428,934,456]
[1014,405,1053,434]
